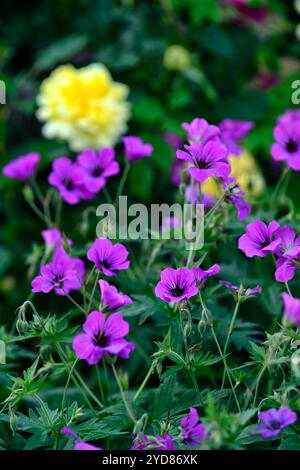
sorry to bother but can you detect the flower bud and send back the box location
[22,185,34,204]
[163,45,192,72]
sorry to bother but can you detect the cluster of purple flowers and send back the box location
[239,220,300,285]
[2,136,153,206]
[171,117,254,221]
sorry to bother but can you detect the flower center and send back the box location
[170,286,184,297]
[268,419,281,430]
[94,332,109,347]
[92,167,103,177]
[194,159,211,170]
[63,179,75,190]
[285,139,298,154]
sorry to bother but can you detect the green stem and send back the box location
[205,195,225,225]
[34,394,53,428]
[270,167,290,210]
[61,358,79,411]
[253,365,267,408]
[198,292,241,412]
[134,363,154,402]
[111,363,136,423]
[115,161,130,205]
[96,364,105,405]
[64,291,87,315]
[88,270,100,312]
[221,299,241,387]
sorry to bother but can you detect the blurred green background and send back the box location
[0,0,300,325]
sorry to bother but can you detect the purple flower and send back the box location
[223,177,251,221]
[41,228,72,251]
[271,121,300,171]
[77,148,119,193]
[164,132,183,150]
[152,434,176,450]
[275,252,300,283]
[192,264,220,286]
[282,293,300,327]
[170,159,186,186]
[123,136,153,162]
[273,225,300,258]
[154,267,198,303]
[278,109,300,126]
[219,280,262,299]
[182,118,220,143]
[256,406,297,439]
[87,238,130,277]
[131,435,150,450]
[48,157,92,205]
[31,246,85,296]
[73,310,135,365]
[180,407,207,446]
[176,141,230,183]
[2,152,40,180]
[62,427,102,450]
[219,119,254,156]
[99,279,132,311]
[238,220,280,258]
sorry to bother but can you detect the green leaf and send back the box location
[34,35,88,71]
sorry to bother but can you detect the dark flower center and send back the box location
[268,419,281,430]
[94,332,109,347]
[63,179,75,190]
[100,259,111,269]
[170,286,184,297]
[194,159,211,170]
[285,139,298,154]
[92,167,103,177]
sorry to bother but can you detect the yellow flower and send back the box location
[163,45,192,72]
[36,63,130,151]
[201,149,265,199]
[229,150,265,197]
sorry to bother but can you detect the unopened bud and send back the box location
[198,319,207,335]
[22,186,34,204]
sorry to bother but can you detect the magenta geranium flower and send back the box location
[273,225,300,258]
[87,238,130,277]
[192,264,220,286]
[48,157,92,205]
[238,220,280,258]
[275,253,300,283]
[271,121,300,170]
[77,147,120,193]
[256,407,297,439]
[123,136,153,162]
[282,293,300,327]
[62,427,102,450]
[154,267,198,303]
[180,407,207,446]
[219,280,261,299]
[99,279,132,311]
[278,109,300,126]
[219,119,254,156]
[181,118,220,143]
[2,152,40,180]
[176,141,230,183]
[41,228,72,251]
[223,177,251,221]
[72,310,135,365]
[31,246,84,296]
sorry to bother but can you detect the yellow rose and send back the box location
[36,63,130,151]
